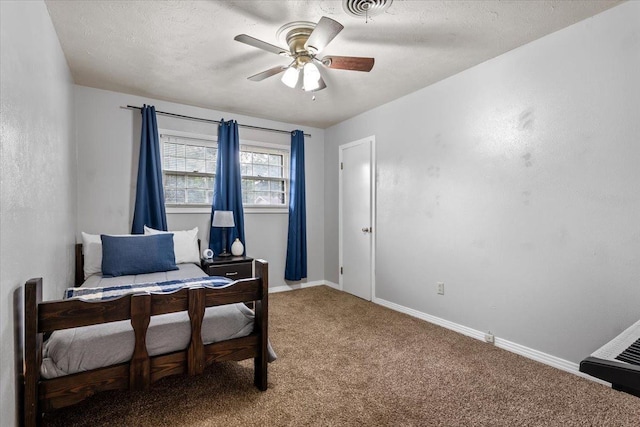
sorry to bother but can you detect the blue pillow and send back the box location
[101,234,179,277]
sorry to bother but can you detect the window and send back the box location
[162,133,216,205]
[160,130,289,211]
[240,145,288,206]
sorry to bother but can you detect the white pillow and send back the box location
[82,232,138,279]
[144,226,200,264]
[81,232,103,279]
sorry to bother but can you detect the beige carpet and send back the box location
[44,286,639,426]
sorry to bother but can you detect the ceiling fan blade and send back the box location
[248,66,287,82]
[321,56,375,72]
[234,34,289,56]
[304,16,344,54]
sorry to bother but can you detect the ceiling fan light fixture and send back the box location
[302,62,321,91]
[235,15,374,93]
[281,66,300,88]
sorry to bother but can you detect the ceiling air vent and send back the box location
[342,0,393,20]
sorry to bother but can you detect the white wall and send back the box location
[2,6,635,424]
[325,2,640,364]
[0,1,77,424]
[75,86,325,288]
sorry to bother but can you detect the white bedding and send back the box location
[41,263,269,379]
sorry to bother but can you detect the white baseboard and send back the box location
[324,280,340,290]
[494,337,607,385]
[373,297,610,387]
[270,280,340,294]
[373,297,486,342]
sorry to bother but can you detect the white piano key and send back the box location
[591,318,640,363]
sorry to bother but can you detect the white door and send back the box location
[339,136,375,301]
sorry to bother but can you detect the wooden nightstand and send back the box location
[201,256,253,280]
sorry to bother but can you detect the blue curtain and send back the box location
[131,105,167,234]
[285,130,307,281]
[209,120,245,254]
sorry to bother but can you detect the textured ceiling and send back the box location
[45,0,622,128]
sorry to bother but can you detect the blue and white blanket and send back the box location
[66,276,233,301]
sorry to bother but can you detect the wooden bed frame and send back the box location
[18,244,269,426]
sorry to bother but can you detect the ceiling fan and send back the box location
[234,16,374,92]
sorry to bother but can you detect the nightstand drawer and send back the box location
[206,262,252,279]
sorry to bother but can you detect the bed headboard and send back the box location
[75,243,84,287]
[75,239,203,287]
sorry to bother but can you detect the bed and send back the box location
[17,231,270,427]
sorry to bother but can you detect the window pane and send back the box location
[255,179,269,191]
[186,176,208,189]
[242,179,255,192]
[165,156,177,171]
[255,192,270,204]
[254,153,268,164]
[269,154,283,166]
[187,158,205,173]
[186,189,207,204]
[185,145,204,159]
[270,181,284,192]
[205,147,216,161]
[271,192,285,204]
[205,160,216,174]
[175,158,185,171]
[246,192,259,204]
[254,164,268,177]
[165,174,177,187]
[175,189,186,204]
[241,164,252,176]
[240,152,252,163]
[164,143,177,157]
[165,189,177,204]
[268,165,282,178]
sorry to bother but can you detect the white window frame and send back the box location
[240,142,290,212]
[160,129,290,214]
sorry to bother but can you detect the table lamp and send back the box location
[212,210,235,257]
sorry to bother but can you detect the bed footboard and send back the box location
[254,260,269,391]
[23,278,43,427]
[20,260,269,426]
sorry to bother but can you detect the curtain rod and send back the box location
[120,105,311,138]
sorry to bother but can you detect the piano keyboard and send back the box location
[616,338,640,365]
[591,318,640,364]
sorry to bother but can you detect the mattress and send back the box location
[41,263,264,379]
[82,262,206,287]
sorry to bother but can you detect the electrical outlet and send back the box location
[437,282,445,295]
[485,332,495,343]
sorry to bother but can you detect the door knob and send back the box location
[362,227,372,233]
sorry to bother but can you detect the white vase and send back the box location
[231,238,244,256]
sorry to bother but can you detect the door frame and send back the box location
[338,135,376,300]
